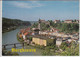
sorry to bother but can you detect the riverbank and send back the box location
[2,26,17,33]
[2,17,31,33]
[2,26,30,33]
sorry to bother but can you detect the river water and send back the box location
[2,28,43,56]
[2,29,20,45]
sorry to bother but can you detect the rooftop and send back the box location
[30,35,56,40]
[65,20,72,21]
[54,20,60,21]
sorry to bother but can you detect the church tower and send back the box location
[38,18,41,30]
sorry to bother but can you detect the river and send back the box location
[2,28,43,56]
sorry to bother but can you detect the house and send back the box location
[39,19,50,25]
[63,34,69,37]
[48,32,53,35]
[72,34,79,39]
[22,32,28,40]
[57,33,64,37]
[32,37,47,46]
[50,28,59,32]
[39,30,59,36]
[32,28,36,31]
[62,37,68,40]
[76,20,79,23]
[33,28,40,35]
[39,19,45,23]
[64,20,72,23]
[67,37,72,43]
[32,28,40,35]
[25,27,31,32]
[54,29,59,33]
[49,36,56,39]
[54,20,60,23]
[50,28,53,32]
[39,31,47,35]
[56,38,62,47]
[32,35,56,46]
[31,32,35,35]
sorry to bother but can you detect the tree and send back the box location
[60,41,79,56]
[32,23,38,28]
[29,36,32,41]
[42,47,52,55]
[2,49,19,56]
[60,42,67,50]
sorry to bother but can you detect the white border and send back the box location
[79,0,80,56]
[0,0,80,57]
[0,0,2,57]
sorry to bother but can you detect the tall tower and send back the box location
[38,19,41,30]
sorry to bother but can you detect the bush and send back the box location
[39,45,45,49]
[32,42,35,44]
[29,37,32,41]
[2,50,19,56]
[60,42,67,50]
[42,47,52,55]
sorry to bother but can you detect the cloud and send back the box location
[9,1,44,8]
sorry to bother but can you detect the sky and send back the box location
[2,1,79,21]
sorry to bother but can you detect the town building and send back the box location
[67,37,72,43]
[39,19,45,23]
[64,20,72,23]
[76,20,79,23]
[39,19,50,25]
[32,28,40,35]
[54,20,60,23]
[32,35,56,46]
[56,38,62,47]
[22,32,28,40]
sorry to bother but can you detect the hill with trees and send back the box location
[2,17,31,33]
[31,20,79,33]
[49,20,79,33]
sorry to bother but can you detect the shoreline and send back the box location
[2,27,17,33]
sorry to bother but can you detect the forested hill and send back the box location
[2,17,31,33]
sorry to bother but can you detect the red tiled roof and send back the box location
[65,20,72,21]
[25,27,30,31]
[54,20,60,21]
[24,32,28,35]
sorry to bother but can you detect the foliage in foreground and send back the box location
[42,41,79,56]
[60,42,79,56]
[2,49,19,56]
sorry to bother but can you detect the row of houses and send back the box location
[18,29,56,46]
[18,27,31,40]
[31,27,79,46]
[18,27,79,47]
[32,34,79,47]
[39,28,79,39]
[54,20,79,23]
[38,19,79,24]
[56,36,79,47]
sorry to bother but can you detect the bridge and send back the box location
[2,42,25,50]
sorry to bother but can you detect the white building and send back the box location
[56,38,62,47]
